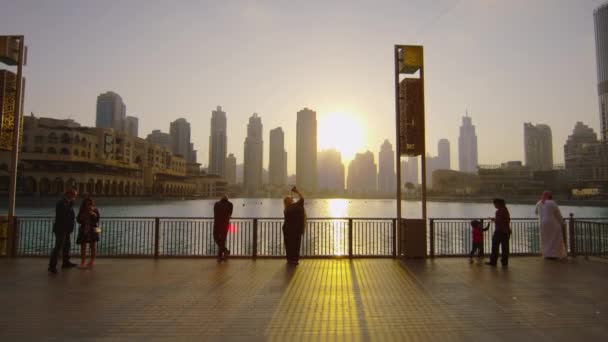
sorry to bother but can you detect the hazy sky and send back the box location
[1,0,605,174]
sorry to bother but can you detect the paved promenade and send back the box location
[0,257,607,341]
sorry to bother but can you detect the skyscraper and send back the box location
[170,118,195,163]
[458,114,478,173]
[244,113,263,195]
[296,108,317,193]
[269,127,287,187]
[347,151,377,194]
[377,140,396,194]
[524,123,553,171]
[146,130,172,149]
[401,157,419,186]
[96,91,126,131]
[595,3,608,141]
[437,139,451,170]
[209,106,227,177]
[124,116,139,137]
[317,149,345,193]
[225,153,237,185]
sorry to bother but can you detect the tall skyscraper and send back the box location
[244,113,263,195]
[170,118,195,163]
[269,127,287,187]
[146,129,172,149]
[595,3,608,141]
[296,108,317,193]
[124,116,138,137]
[401,157,419,186]
[437,139,451,170]
[208,106,227,177]
[318,149,345,193]
[96,91,126,131]
[524,123,553,171]
[458,114,479,173]
[377,140,396,194]
[225,153,237,185]
[347,151,377,194]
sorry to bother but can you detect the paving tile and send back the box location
[0,257,607,340]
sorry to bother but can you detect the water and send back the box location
[6,198,606,257]
[5,198,608,218]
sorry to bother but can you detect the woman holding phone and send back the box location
[282,186,305,265]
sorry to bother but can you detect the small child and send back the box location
[469,219,490,263]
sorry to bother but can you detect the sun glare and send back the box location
[317,112,364,162]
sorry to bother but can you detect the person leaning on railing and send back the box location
[283,186,305,265]
[485,198,511,267]
[48,189,78,274]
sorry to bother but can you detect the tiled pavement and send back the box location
[0,257,607,341]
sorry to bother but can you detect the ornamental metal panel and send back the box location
[398,77,424,156]
[0,69,18,151]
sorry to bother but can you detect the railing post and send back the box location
[429,219,435,258]
[9,216,19,257]
[252,218,258,259]
[154,217,160,259]
[348,218,353,259]
[479,219,484,257]
[392,219,397,258]
[568,213,576,257]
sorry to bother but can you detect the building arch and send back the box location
[111,181,118,196]
[48,132,57,144]
[39,178,51,195]
[52,178,64,194]
[87,179,95,194]
[60,148,69,155]
[47,147,57,154]
[73,149,79,156]
[95,179,103,195]
[23,177,37,194]
[60,133,71,144]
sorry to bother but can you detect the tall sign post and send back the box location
[394,45,427,258]
[0,36,26,257]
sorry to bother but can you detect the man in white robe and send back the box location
[535,191,567,259]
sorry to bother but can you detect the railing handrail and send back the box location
[15,215,608,220]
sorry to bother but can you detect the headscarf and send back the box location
[540,191,552,204]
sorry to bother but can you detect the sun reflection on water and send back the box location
[327,199,349,256]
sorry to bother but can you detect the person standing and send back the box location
[213,196,233,261]
[48,189,78,274]
[76,197,100,268]
[469,220,490,263]
[486,198,511,267]
[282,187,306,265]
[535,191,567,259]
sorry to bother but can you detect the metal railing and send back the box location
[13,217,395,258]
[429,218,542,257]
[572,220,608,259]
[10,216,608,259]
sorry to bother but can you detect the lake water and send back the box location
[6,198,607,257]
[4,197,608,218]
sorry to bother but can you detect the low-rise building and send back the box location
[478,161,543,196]
[0,115,225,198]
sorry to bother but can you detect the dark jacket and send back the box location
[77,208,100,228]
[213,199,233,231]
[54,197,75,233]
[494,207,511,234]
[283,198,305,235]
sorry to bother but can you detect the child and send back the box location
[469,219,490,263]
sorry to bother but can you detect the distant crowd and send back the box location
[48,187,568,274]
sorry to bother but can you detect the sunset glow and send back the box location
[317,112,364,162]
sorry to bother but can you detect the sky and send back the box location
[1,0,606,174]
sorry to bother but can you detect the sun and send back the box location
[317,111,364,162]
